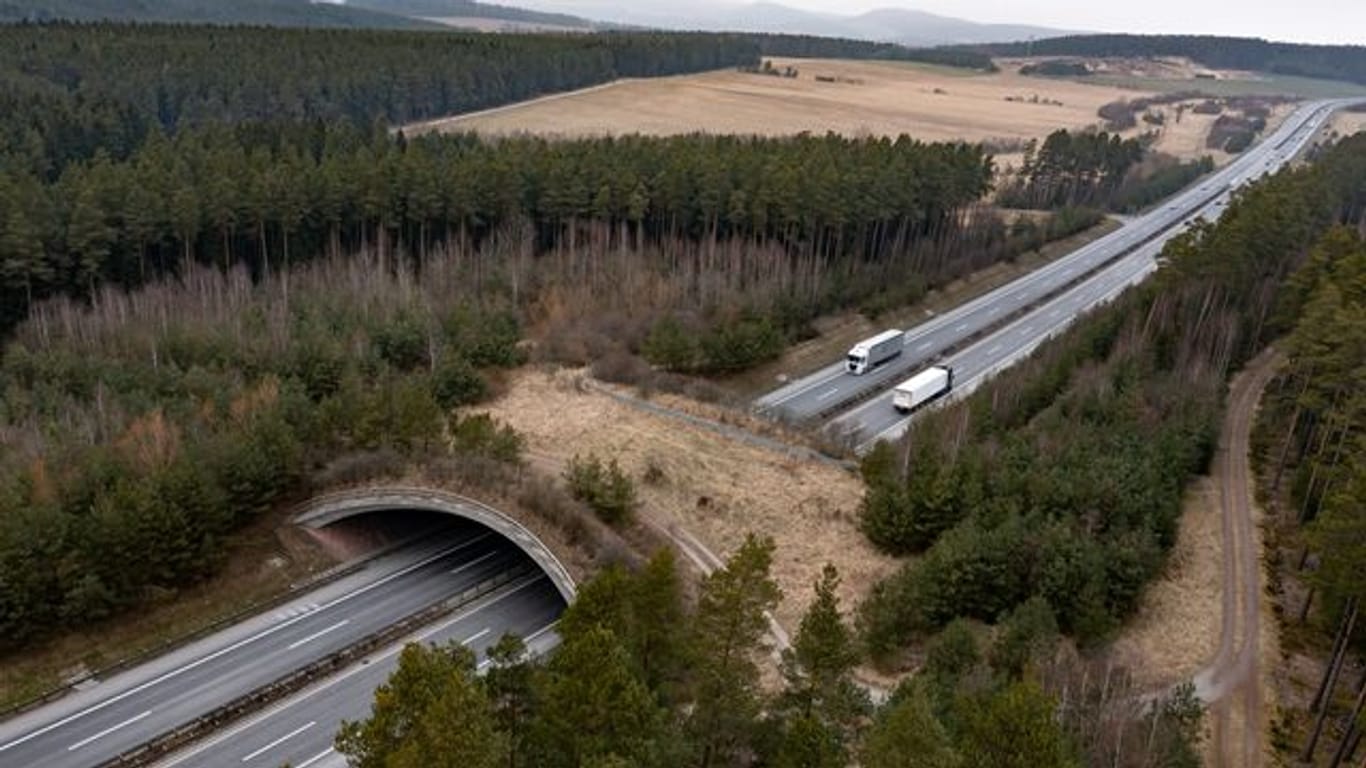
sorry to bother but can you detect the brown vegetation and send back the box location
[477,368,893,632]
[413,58,1147,144]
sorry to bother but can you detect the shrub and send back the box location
[448,413,524,464]
[372,312,429,371]
[564,453,638,526]
[641,315,698,372]
[432,356,489,409]
[697,315,784,373]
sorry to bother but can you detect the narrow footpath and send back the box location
[1192,348,1283,767]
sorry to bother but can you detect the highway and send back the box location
[0,521,561,768]
[757,99,1347,425]
[824,99,1356,449]
[155,576,563,768]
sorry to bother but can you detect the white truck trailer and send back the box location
[846,329,905,375]
[892,366,953,413]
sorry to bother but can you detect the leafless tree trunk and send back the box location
[1307,597,1360,761]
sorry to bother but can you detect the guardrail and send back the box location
[98,564,536,768]
[0,532,426,721]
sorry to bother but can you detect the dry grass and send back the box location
[1108,478,1223,689]
[477,368,892,631]
[412,58,1148,145]
[1328,111,1366,138]
[0,506,337,713]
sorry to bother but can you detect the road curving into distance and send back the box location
[0,519,565,768]
[756,98,1356,449]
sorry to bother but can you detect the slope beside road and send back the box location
[794,98,1352,447]
[0,524,542,768]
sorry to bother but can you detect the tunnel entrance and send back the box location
[291,487,577,602]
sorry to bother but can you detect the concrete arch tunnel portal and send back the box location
[291,487,577,603]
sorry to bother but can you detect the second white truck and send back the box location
[892,366,953,413]
[846,329,905,375]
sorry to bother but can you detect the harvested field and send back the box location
[411,58,1148,145]
[477,368,892,633]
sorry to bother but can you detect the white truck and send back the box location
[892,366,953,413]
[846,329,905,375]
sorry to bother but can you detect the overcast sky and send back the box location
[776,0,1364,44]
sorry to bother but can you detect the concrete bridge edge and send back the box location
[291,486,577,602]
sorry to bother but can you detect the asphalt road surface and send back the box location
[757,99,1347,425]
[0,523,542,768]
[155,575,564,768]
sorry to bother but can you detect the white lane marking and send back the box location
[450,550,498,575]
[0,538,483,754]
[916,342,933,352]
[155,577,551,768]
[1020,327,1034,336]
[954,323,968,331]
[296,747,335,768]
[463,628,492,646]
[66,710,152,752]
[287,620,350,651]
[986,306,998,315]
[240,721,315,762]
[987,345,1002,356]
[1049,310,1061,318]
[814,387,840,402]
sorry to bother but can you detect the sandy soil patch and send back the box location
[1328,111,1366,138]
[413,58,1148,144]
[477,368,890,631]
[1108,478,1223,689]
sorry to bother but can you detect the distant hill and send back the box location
[505,0,1074,46]
[840,8,1074,48]
[0,0,438,28]
[975,34,1366,87]
[345,0,594,28]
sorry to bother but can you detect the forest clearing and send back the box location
[476,368,891,635]
[413,57,1150,144]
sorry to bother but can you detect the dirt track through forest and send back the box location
[1193,348,1282,766]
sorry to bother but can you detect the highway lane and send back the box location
[835,234,1165,448]
[757,99,1344,422]
[156,576,565,768]
[830,98,1354,449]
[0,523,533,768]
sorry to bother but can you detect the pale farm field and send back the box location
[412,57,1152,145]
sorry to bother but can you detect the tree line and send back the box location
[337,540,1203,767]
[0,23,762,177]
[997,129,1145,209]
[0,0,440,28]
[0,121,993,339]
[997,127,1218,214]
[856,132,1366,660]
[976,34,1366,87]
[1254,224,1366,763]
